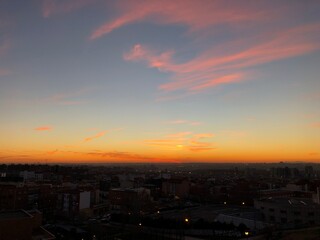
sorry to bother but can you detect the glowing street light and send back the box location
[244,231,249,236]
[184,218,189,223]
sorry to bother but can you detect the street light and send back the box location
[244,231,249,236]
[184,218,189,223]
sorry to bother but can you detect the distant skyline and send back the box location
[0,0,319,163]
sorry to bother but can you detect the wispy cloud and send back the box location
[87,1,320,96]
[124,23,320,93]
[145,132,215,152]
[42,0,95,18]
[89,0,276,40]
[34,126,52,131]
[84,130,108,142]
[85,150,155,161]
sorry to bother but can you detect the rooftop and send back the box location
[256,197,320,208]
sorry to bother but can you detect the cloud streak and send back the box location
[34,126,52,131]
[84,130,108,142]
[124,23,320,93]
[89,0,275,40]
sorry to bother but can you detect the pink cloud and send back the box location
[90,0,276,40]
[87,1,320,95]
[34,126,52,131]
[190,73,244,91]
[123,23,320,93]
[84,130,107,142]
[42,0,95,18]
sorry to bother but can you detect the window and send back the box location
[281,218,287,223]
[269,208,274,212]
[269,216,275,221]
[280,210,287,214]
[308,212,314,217]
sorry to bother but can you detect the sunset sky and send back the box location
[0,0,319,163]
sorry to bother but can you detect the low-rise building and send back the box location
[0,209,55,240]
[254,198,320,228]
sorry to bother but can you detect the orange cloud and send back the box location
[46,149,58,155]
[34,126,52,131]
[85,151,155,161]
[188,133,215,152]
[42,0,95,18]
[84,131,107,142]
[145,132,215,152]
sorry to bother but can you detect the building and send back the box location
[254,198,320,229]
[109,188,151,212]
[56,189,91,218]
[162,178,190,199]
[0,209,55,240]
[215,211,270,230]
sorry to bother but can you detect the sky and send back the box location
[0,0,320,164]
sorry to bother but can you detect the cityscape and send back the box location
[1,163,320,239]
[1,0,320,239]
